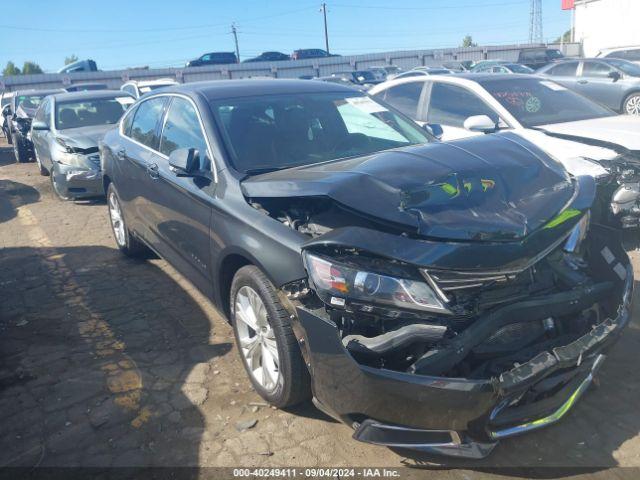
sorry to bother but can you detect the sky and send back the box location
[1,0,571,73]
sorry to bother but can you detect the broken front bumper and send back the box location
[53,165,104,199]
[292,267,633,459]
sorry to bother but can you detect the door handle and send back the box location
[146,162,159,179]
[577,80,588,84]
[116,148,126,160]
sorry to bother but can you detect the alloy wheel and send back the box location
[108,191,126,247]
[625,95,640,116]
[234,285,280,392]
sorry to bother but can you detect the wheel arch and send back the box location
[621,90,640,113]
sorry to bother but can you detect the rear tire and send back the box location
[230,265,311,408]
[623,93,640,116]
[107,183,149,258]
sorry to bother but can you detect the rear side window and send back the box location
[427,83,497,127]
[121,105,137,136]
[129,97,166,149]
[378,82,424,118]
[582,61,615,78]
[606,49,640,61]
[546,62,579,76]
[159,97,208,157]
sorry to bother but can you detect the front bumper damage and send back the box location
[288,224,633,459]
[52,163,104,199]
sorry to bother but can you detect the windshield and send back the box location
[547,49,564,60]
[55,97,133,130]
[480,77,614,127]
[607,59,640,76]
[16,94,46,110]
[354,71,376,82]
[506,64,534,73]
[211,92,431,174]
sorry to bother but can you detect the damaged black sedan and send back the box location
[101,80,633,458]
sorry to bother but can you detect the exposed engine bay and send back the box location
[250,195,629,381]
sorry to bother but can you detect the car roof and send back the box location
[50,90,132,102]
[161,79,361,101]
[125,78,178,87]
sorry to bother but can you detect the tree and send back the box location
[22,61,44,75]
[461,35,477,48]
[2,61,21,76]
[65,54,79,65]
[554,30,572,43]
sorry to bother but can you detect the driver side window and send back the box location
[582,61,615,78]
[427,83,498,127]
[159,97,209,159]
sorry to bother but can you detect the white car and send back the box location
[369,74,640,227]
[120,78,179,99]
[597,46,640,66]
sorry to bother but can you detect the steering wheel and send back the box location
[332,133,371,155]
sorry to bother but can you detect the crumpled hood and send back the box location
[539,115,640,151]
[55,124,116,150]
[241,133,575,242]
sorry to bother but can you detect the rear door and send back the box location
[152,95,215,295]
[541,61,580,89]
[577,60,624,110]
[117,95,169,244]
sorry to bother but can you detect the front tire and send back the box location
[13,134,30,163]
[107,183,149,258]
[230,265,311,408]
[50,164,72,200]
[623,93,640,116]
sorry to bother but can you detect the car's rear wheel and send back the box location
[230,265,311,407]
[107,183,148,258]
[623,93,640,116]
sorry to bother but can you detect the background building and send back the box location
[571,0,640,56]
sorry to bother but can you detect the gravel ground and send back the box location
[1,137,640,478]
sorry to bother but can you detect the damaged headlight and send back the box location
[564,211,590,253]
[303,253,448,314]
[54,138,91,168]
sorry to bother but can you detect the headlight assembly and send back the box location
[303,253,449,314]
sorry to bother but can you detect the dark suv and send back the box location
[518,47,564,70]
[291,49,336,60]
[101,79,632,458]
[186,52,238,67]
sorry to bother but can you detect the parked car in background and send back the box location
[243,52,290,63]
[517,47,564,70]
[101,79,632,458]
[1,91,16,141]
[393,67,452,80]
[442,61,470,72]
[58,59,98,74]
[291,49,336,60]
[8,88,64,162]
[329,70,379,86]
[30,90,134,199]
[370,74,640,227]
[472,61,534,74]
[537,58,640,115]
[367,65,403,82]
[186,52,238,67]
[65,83,109,92]
[120,78,179,99]
[597,46,640,65]
[315,75,367,91]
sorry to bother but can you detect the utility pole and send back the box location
[320,3,330,54]
[231,23,240,63]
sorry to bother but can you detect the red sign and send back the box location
[562,0,575,9]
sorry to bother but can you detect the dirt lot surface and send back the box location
[1,137,640,478]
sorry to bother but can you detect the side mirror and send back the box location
[608,71,621,82]
[423,123,443,140]
[169,148,200,175]
[31,120,49,131]
[463,115,497,134]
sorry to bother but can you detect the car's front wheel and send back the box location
[623,92,640,116]
[13,134,30,163]
[230,265,311,407]
[50,164,72,200]
[107,183,149,258]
